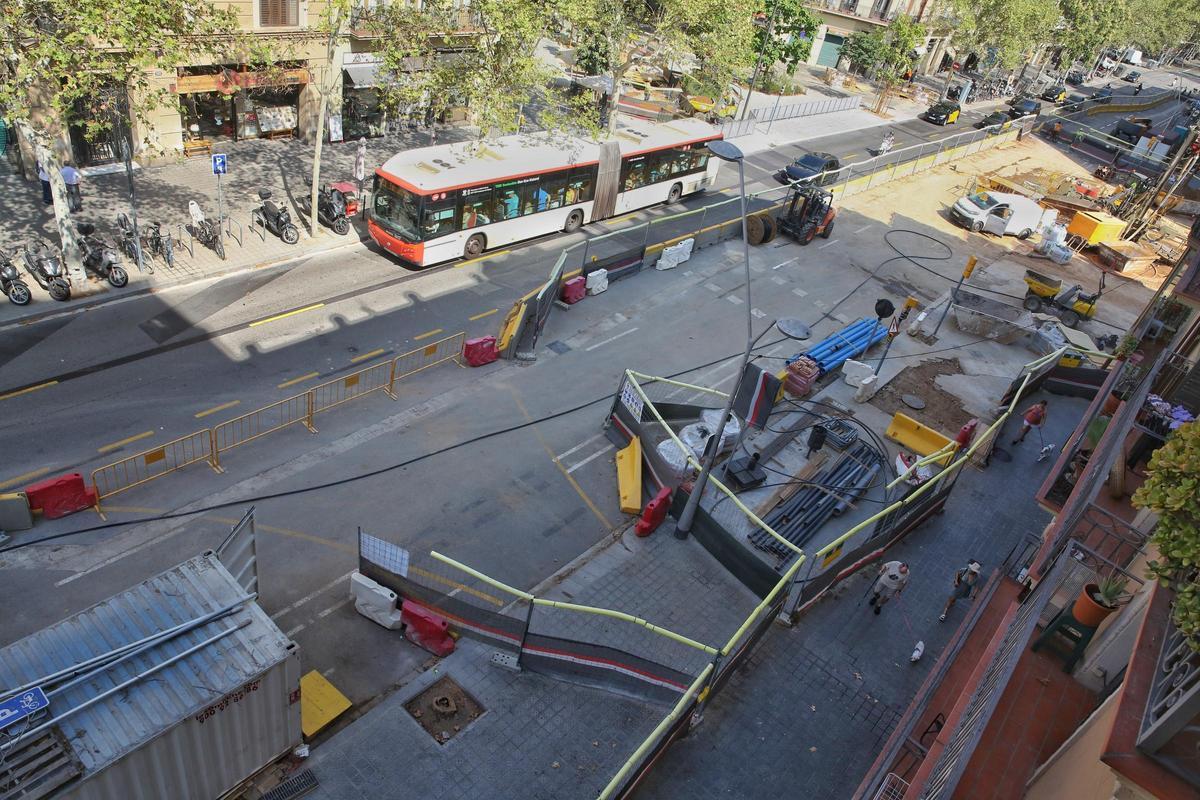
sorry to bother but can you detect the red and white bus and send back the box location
[367,117,723,267]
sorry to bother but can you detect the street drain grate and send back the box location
[259,769,318,800]
[404,675,484,744]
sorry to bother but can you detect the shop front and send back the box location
[341,55,389,139]
[174,65,310,146]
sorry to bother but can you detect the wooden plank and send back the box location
[754,452,827,517]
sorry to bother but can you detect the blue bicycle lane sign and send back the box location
[0,687,50,731]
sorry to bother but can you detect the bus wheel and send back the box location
[667,183,682,204]
[564,210,584,233]
[464,234,486,258]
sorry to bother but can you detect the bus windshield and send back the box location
[372,177,421,242]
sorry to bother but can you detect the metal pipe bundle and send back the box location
[749,441,884,558]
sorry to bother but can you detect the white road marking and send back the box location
[726,295,744,305]
[286,623,306,637]
[556,433,605,461]
[793,288,808,297]
[817,239,840,250]
[772,257,799,270]
[566,444,615,473]
[751,308,767,318]
[584,327,639,352]
[853,224,872,234]
[317,597,353,619]
[771,276,788,285]
[705,282,722,292]
[271,570,356,620]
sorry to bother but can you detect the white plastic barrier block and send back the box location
[854,374,879,403]
[586,268,609,295]
[350,571,404,630]
[842,359,875,387]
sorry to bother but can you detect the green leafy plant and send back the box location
[1132,419,1200,650]
[1114,333,1140,358]
[1093,574,1129,608]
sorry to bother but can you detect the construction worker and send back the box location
[868,561,909,615]
[1052,121,1063,142]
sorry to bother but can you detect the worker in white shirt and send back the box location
[868,560,909,615]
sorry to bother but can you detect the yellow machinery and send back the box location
[1023,270,1099,327]
[1066,211,1125,246]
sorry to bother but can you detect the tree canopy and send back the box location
[755,0,821,76]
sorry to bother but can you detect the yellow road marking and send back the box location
[98,430,154,454]
[510,391,614,530]
[0,381,58,402]
[414,328,443,341]
[469,308,499,321]
[610,213,638,224]
[195,400,241,419]
[278,371,320,389]
[0,466,53,490]
[209,515,357,554]
[456,249,510,268]
[248,303,325,328]
[350,347,387,364]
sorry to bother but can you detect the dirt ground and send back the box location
[871,358,975,434]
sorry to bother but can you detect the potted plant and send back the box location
[1072,574,1129,626]
[1114,333,1140,361]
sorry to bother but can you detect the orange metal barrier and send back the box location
[89,332,467,508]
[91,429,220,503]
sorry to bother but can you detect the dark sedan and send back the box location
[976,111,1012,130]
[923,101,961,125]
[1007,98,1043,119]
[774,152,840,185]
[1123,70,1142,83]
[1092,86,1114,101]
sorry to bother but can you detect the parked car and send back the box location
[1092,86,1115,101]
[1007,97,1043,119]
[949,191,1056,239]
[1123,70,1142,83]
[976,111,1012,130]
[774,151,840,185]
[923,100,961,125]
[1041,84,1068,103]
[1066,70,1086,85]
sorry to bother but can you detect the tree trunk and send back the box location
[309,18,342,238]
[16,120,87,287]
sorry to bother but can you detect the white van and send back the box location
[950,191,1057,239]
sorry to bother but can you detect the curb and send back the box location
[0,233,373,332]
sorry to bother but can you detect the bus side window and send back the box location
[462,190,494,228]
[648,152,669,183]
[568,167,595,203]
[539,174,567,210]
[690,147,710,173]
[497,189,521,220]
[622,161,646,192]
[669,149,691,176]
[422,197,458,238]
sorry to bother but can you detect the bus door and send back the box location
[592,141,621,220]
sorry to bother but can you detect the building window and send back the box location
[260,0,299,27]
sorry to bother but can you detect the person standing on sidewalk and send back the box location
[868,560,909,615]
[940,560,981,621]
[37,162,52,205]
[61,161,82,212]
[1012,400,1048,445]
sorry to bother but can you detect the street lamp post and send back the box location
[675,139,754,538]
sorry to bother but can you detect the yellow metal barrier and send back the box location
[91,429,220,505]
[311,359,397,416]
[393,331,466,380]
[212,392,314,461]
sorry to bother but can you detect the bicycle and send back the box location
[144,222,174,269]
[115,213,139,263]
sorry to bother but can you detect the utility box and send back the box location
[0,553,301,800]
[1067,211,1125,246]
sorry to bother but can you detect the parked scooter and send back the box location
[252,188,300,244]
[76,223,129,287]
[189,200,226,260]
[316,184,351,235]
[21,240,71,301]
[0,250,32,305]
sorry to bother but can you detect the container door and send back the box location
[217,506,259,595]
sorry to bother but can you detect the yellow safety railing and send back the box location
[90,333,466,509]
[91,429,221,502]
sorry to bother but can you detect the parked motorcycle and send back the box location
[252,188,300,245]
[0,250,32,305]
[76,223,129,288]
[116,213,139,263]
[189,200,225,260]
[21,240,71,301]
[316,184,352,235]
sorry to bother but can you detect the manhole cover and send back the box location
[404,676,484,744]
[547,340,572,355]
[901,394,926,410]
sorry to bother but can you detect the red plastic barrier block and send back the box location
[463,336,498,367]
[401,600,456,657]
[25,473,95,520]
[561,276,586,305]
[635,486,673,537]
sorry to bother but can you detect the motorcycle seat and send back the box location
[264,200,280,218]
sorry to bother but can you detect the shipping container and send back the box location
[0,552,301,800]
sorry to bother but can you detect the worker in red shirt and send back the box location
[1012,400,1048,445]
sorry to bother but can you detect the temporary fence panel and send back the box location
[91,429,218,502]
[715,117,756,139]
[752,94,861,123]
[212,393,314,457]
[393,331,467,380]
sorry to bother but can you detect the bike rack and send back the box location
[222,217,244,248]
[249,211,267,242]
[177,223,195,259]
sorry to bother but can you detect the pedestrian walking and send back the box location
[37,161,52,205]
[60,161,82,212]
[940,560,981,621]
[1012,400,1048,445]
[1135,82,1143,95]
[868,560,909,615]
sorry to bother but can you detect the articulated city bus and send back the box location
[367,117,723,267]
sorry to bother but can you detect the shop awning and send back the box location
[344,64,381,88]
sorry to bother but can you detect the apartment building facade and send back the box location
[805,0,952,75]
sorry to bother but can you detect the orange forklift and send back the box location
[777,185,837,245]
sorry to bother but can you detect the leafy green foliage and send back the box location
[1056,0,1131,65]
[1133,420,1200,649]
[754,0,820,75]
[938,0,1060,69]
[842,15,925,85]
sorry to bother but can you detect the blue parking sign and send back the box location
[211,154,228,175]
[0,687,49,731]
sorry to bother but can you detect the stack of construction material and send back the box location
[820,418,859,450]
[793,319,888,375]
[784,357,820,396]
[750,441,884,557]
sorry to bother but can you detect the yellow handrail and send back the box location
[720,554,807,656]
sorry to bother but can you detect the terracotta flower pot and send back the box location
[1072,583,1117,627]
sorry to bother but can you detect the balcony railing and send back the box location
[1137,585,1200,788]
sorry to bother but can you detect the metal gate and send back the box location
[816,34,845,68]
